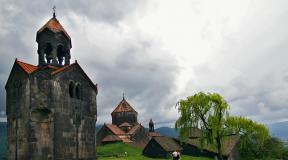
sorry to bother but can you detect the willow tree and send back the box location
[226,116,270,159]
[175,92,270,160]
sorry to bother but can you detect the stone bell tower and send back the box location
[5,9,97,160]
[36,10,71,66]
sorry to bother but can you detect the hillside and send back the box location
[268,121,288,141]
[96,124,103,132]
[155,127,179,138]
[97,142,211,160]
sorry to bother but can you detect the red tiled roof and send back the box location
[127,123,142,135]
[16,60,38,74]
[51,63,74,75]
[15,59,73,75]
[37,17,71,39]
[105,124,125,135]
[45,65,59,70]
[13,59,97,92]
[112,98,137,113]
[121,137,133,143]
[101,135,122,143]
[119,122,132,127]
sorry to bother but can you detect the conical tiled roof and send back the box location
[111,98,137,113]
[37,17,71,40]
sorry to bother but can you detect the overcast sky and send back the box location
[0,0,288,127]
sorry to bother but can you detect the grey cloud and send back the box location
[196,2,288,124]
[87,40,179,125]
[0,0,145,24]
[2,0,288,127]
[224,69,288,123]
[0,0,180,128]
[184,30,288,124]
[59,0,147,24]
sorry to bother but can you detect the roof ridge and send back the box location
[51,63,75,75]
[13,60,97,92]
[119,122,132,127]
[127,123,141,135]
[37,17,71,40]
[15,59,39,74]
[16,59,37,67]
[105,123,125,135]
[153,136,183,152]
[111,98,137,113]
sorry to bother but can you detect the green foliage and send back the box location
[283,147,288,160]
[175,92,271,160]
[239,136,288,160]
[175,92,230,159]
[263,137,285,158]
[226,116,269,149]
[175,92,228,137]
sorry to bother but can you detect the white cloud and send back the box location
[0,0,288,127]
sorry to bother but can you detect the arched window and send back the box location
[44,43,53,63]
[75,84,81,99]
[69,81,74,98]
[57,45,65,65]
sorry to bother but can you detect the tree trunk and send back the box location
[216,136,223,160]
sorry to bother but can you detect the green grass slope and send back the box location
[97,142,212,160]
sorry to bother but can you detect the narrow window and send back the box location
[69,81,74,98]
[75,84,81,99]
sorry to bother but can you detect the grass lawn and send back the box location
[97,142,212,160]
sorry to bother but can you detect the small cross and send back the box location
[123,92,125,99]
[52,6,56,18]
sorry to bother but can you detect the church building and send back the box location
[5,12,97,160]
[97,96,149,148]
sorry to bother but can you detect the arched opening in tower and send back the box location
[44,43,53,64]
[57,45,65,65]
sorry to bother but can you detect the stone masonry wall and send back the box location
[6,64,97,160]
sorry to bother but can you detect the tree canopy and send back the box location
[175,92,270,160]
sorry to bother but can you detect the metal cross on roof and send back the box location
[52,6,56,18]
